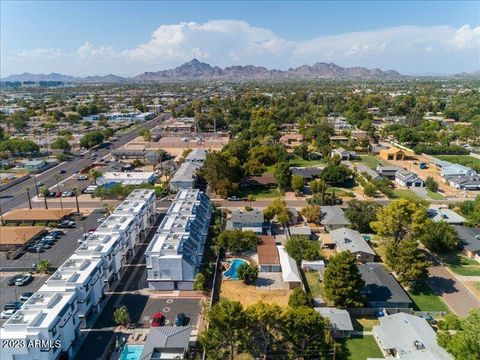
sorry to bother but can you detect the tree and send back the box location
[363,182,377,197]
[438,313,462,330]
[138,127,151,141]
[273,162,292,191]
[300,204,321,223]
[51,137,71,152]
[36,259,51,273]
[237,263,259,284]
[113,306,130,327]
[40,186,50,209]
[263,199,292,227]
[437,309,480,360]
[284,236,320,262]
[216,229,259,252]
[291,175,305,194]
[102,203,115,216]
[9,111,29,131]
[72,186,80,213]
[425,176,439,192]
[345,200,381,233]
[79,130,104,149]
[370,199,427,243]
[417,220,460,253]
[88,169,102,185]
[203,151,243,196]
[25,186,32,210]
[321,164,351,185]
[193,272,206,291]
[309,178,327,195]
[288,288,312,308]
[323,251,366,308]
[246,194,256,206]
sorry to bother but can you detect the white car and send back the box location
[78,175,88,181]
[1,310,16,319]
[15,274,32,286]
[97,217,106,224]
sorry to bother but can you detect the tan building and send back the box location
[2,208,74,225]
[379,147,415,161]
[0,226,45,251]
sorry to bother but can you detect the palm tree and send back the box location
[89,169,102,185]
[25,186,32,209]
[72,186,80,214]
[246,194,256,206]
[54,174,64,209]
[102,203,114,217]
[40,186,50,209]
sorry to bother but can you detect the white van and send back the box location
[83,185,98,194]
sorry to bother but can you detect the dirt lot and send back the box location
[221,280,291,307]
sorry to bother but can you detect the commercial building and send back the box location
[97,171,156,186]
[0,226,45,251]
[145,189,211,290]
[2,208,74,225]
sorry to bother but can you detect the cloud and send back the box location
[3,20,479,76]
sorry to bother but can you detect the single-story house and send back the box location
[395,170,424,188]
[358,263,412,308]
[301,260,325,272]
[185,149,207,164]
[320,206,351,230]
[376,165,403,180]
[448,175,480,190]
[226,208,270,235]
[379,147,415,161]
[288,225,312,239]
[0,226,45,251]
[314,307,354,338]
[169,162,201,191]
[277,245,302,289]
[372,313,453,360]
[427,206,466,225]
[139,326,193,360]
[279,133,303,148]
[356,164,382,181]
[441,163,477,179]
[290,167,323,180]
[326,227,376,263]
[331,148,357,160]
[2,208,74,225]
[257,235,281,272]
[454,225,480,262]
[21,159,47,171]
[240,173,277,188]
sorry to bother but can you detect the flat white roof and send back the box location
[96,214,136,233]
[43,256,101,290]
[76,232,124,256]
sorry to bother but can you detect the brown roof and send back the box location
[0,226,45,245]
[257,235,280,265]
[320,233,335,245]
[240,173,277,187]
[280,133,303,141]
[2,208,74,222]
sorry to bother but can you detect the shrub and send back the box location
[237,263,259,284]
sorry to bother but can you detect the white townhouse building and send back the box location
[75,232,128,289]
[0,291,80,360]
[126,189,157,225]
[145,189,211,290]
[40,255,105,327]
[96,214,139,256]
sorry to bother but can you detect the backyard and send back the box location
[407,283,450,312]
[221,280,291,307]
[351,316,380,331]
[337,335,383,360]
[304,271,329,303]
[436,155,480,172]
[355,155,385,170]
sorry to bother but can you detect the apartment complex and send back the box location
[0,189,156,360]
[146,189,211,290]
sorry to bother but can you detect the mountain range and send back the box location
[1,59,476,83]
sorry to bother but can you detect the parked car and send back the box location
[58,220,75,228]
[49,230,65,236]
[7,275,22,286]
[42,235,56,241]
[19,292,34,301]
[15,274,33,286]
[62,191,74,197]
[97,217,106,224]
[55,192,62,198]
[150,312,165,327]
[78,175,88,181]
[47,192,56,198]
[37,182,45,187]
[59,169,67,174]
[88,228,97,233]
[227,196,242,201]
[174,313,188,326]
[39,243,52,249]
[0,310,17,319]
[4,301,23,311]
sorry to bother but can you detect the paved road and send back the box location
[427,264,480,317]
[0,114,170,213]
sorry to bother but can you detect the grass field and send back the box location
[266,156,326,173]
[408,283,450,312]
[237,186,282,199]
[391,189,424,202]
[440,254,480,276]
[337,335,383,360]
[426,189,445,200]
[351,316,380,331]
[304,271,325,299]
[326,187,356,197]
[356,155,384,170]
[436,155,480,172]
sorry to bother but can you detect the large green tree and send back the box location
[320,164,351,185]
[284,236,320,262]
[273,161,292,191]
[417,220,460,253]
[345,200,381,233]
[216,229,259,252]
[80,130,105,149]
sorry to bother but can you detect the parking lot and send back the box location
[0,209,105,270]
[137,296,201,327]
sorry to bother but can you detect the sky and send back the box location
[1,1,479,77]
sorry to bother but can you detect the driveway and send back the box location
[427,264,480,317]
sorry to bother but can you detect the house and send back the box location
[279,133,303,149]
[240,173,277,188]
[226,208,269,235]
[320,206,351,230]
[440,163,476,179]
[169,162,201,191]
[358,263,412,308]
[331,147,357,160]
[185,149,207,164]
[455,225,480,262]
[21,159,47,171]
[379,147,415,161]
[139,326,193,360]
[290,166,323,180]
[376,165,403,180]
[448,175,480,190]
[356,164,382,181]
[145,189,211,290]
[288,225,312,239]
[97,171,156,186]
[277,245,302,289]
[427,205,466,225]
[325,227,376,263]
[257,235,281,272]
[395,170,424,188]
[111,149,161,164]
[314,307,353,338]
[372,313,453,360]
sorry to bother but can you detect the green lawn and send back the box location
[407,283,450,312]
[326,187,356,197]
[426,189,445,200]
[266,156,326,173]
[304,271,324,299]
[337,335,383,360]
[440,254,480,276]
[351,316,380,331]
[391,189,424,202]
[356,155,384,170]
[237,186,282,199]
[436,155,480,172]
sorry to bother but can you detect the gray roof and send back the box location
[396,169,423,183]
[376,165,403,173]
[454,225,480,253]
[373,313,453,360]
[315,307,353,332]
[448,175,480,186]
[320,206,350,226]
[290,166,322,179]
[231,208,264,223]
[140,326,192,359]
[356,164,381,179]
[329,227,375,255]
[358,263,412,306]
[427,206,466,224]
[170,162,201,183]
[185,149,207,162]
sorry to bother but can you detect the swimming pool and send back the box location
[120,344,144,360]
[224,258,248,279]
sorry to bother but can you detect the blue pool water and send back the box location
[224,259,248,279]
[120,345,144,360]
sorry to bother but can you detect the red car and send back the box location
[150,312,165,327]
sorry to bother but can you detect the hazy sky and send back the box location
[1,1,479,76]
